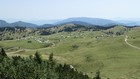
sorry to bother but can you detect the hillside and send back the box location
[0,25,140,78]
[0,51,91,79]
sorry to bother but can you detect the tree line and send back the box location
[0,48,101,79]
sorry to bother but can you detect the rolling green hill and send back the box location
[0,25,140,79]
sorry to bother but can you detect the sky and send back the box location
[0,0,140,22]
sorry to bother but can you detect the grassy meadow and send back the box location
[1,26,140,79]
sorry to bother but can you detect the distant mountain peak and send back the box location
[0,20,7,23]
[54,17,120,26]
[0,20,9,27]
[57,21,94,26]
[11,21,38,27]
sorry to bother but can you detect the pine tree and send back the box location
[48,53,56,69]
[49,53,54,62]
[0,48,7,57]
[93,71,101,79]
[34,51,42,64]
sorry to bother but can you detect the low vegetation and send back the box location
[0,48,102,79]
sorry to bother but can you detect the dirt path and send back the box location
[125,35,140,49]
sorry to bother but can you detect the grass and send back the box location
[1,26,140,79]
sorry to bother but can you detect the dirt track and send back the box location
[125,35,140,50]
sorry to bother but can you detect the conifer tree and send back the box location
[0,48,7,57]
[34,51,42,64]
[49,53,54,62]
[93,71,101,79]
[48,53,56,69]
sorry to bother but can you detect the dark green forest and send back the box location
[0,48,101,79]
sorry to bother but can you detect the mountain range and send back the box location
[54,17,120,26]
[0,20,38,27]
[0,17,140,28]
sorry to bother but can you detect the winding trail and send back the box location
[125,35,140,49]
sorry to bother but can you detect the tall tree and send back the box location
[0,48,7,57]
[93,71,101,79]
[34,51,42,64]
[49,53,54,62]
[48,53,56,70]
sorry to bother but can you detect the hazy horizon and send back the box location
[0,0,140,22]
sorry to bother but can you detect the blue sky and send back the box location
[0,0,140,21]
